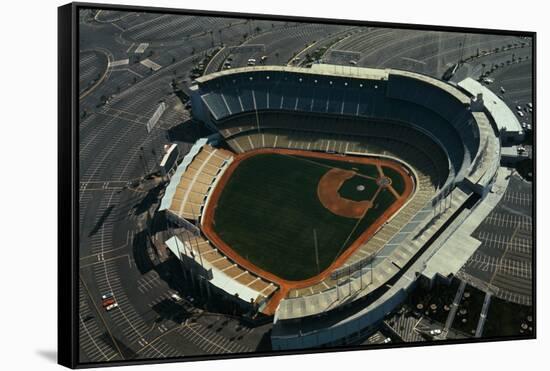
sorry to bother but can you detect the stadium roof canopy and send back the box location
[194,64,389,84]
[458,77,524,135]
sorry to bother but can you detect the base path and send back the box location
[200,148,415,315]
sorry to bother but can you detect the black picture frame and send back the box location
[58,2,536,368]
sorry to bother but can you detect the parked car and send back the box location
[102,298,116,308]
[171,293,183,302]
[105,303,119,311]
[101,293,118,311]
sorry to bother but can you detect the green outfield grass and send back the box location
[212,153,402,281]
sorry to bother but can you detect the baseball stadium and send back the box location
[158,63,503,349]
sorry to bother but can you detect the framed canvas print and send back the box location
[58,2,536,368]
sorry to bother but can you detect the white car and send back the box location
[101,292,113,300]
[500,87,506,93]
[527,102,533,109]
[527,124,532,130]
[171,293,183,302]
[517,111,525,117]
[521,122,527,129]
[429,329,442,336]
[105,302,119,311]
[383,337,392,343]
[516,105,522,111]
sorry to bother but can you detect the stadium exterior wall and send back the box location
[272,287,409,350]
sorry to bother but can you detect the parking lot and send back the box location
[488,60,534,132]
[77,8,534,362]
[459,174,533,306]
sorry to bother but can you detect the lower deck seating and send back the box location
[219,111,451,187]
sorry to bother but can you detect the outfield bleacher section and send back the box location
[160,143,234,221]
[166,230,278,304]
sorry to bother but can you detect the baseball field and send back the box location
[202,149,413,283]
